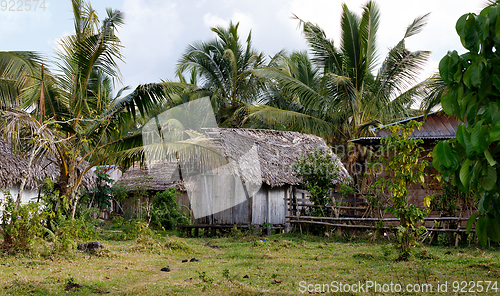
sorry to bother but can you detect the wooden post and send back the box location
[266,186,271,234]
[455,213,462,248]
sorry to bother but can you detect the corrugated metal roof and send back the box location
[351,112,460,145]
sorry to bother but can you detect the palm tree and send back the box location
[0,0,168,218]
[244,51,336,140]
[248,1,431,145]
[176,21,266,127]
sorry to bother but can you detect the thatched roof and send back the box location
[0,141,96,190]
[219,128,349,187]
[115,128,350,191]
[113,162,183,192]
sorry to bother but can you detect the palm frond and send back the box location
[0,51,43,108]
[403,13,430,39]
[340,4,362,88]
[359,0,380,75]
[243,105,333,140]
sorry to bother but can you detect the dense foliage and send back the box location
[150,188,191,230]
[85,172,115,210]
[292,149,345,216]
[0,191,44,251]
[433,1,500,246]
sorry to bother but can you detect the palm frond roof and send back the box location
[0,141,96,190]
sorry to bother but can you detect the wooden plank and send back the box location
[269,187,286,224]
[287,220,471,232]
[286,216,399,221]
[286,216,463,221]
[287,220,392,229]
[233,178,250,224]
[266,186,270,225]
[252,185,267,224]
[286,203,367,211]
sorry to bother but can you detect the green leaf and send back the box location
[492,74,500,92]
[476,215,488,246]
[466,213,480,233]
[480,102,500,124]
[471,120,488,153]
[459,158,471,188]
[466,100,479,124]
[458,93,473,118]
[463,63,482,89]
[432,144,457,177]
[453,68,463,83]
[456,124,475,158]
[439,55,454,84]
[476,14,489,41]
[463,65,472,88]
[484,149,497,166]
[456,14,468,38]
[440,89,458,116]
[463,14,479,51]
[490,121,500,142]
[486,215,500,242]
[435,141,459,170]
[470,63,482,88]
[455,124,466,147]
[495,9,500,42]
[479,165,497,191]
[473,160,484,186]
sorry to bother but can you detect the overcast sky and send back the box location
[1,0,487,93]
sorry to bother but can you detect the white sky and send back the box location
[0,0,487,93]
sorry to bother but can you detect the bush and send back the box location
[0,191,45,252]
[54,218,98,252]
[292,148,347,217]
[150,189,190,230]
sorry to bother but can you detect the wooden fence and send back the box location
[286,189,472,246]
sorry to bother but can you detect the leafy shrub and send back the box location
[0,191,45,252]
[111,216,124,228]
[150,188,191,230]
[433,1,500,246]
[54,218,98,252]
[292,148,348,216]
[371,121,430,260]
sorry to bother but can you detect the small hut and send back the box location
[115,128,350,228]
[0,141,96,203]
[113,162,189,216]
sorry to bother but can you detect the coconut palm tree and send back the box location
[176,21,266,127]
[244,51,336,140]
[0,0,170,218]
[248,1,431,145]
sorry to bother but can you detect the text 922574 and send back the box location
[1,0,46,12]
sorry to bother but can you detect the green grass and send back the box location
[0,232,499,295]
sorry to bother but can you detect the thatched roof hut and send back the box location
[113,162,183,192]
[0,141,96,190]
[115,128,350,226]
[115,128,349,191]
